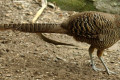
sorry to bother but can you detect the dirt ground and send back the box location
[0,0,120,80]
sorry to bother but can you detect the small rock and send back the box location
[103,52,108,56]
[26,12,33,15]
[6,74,11,77]
[5,14,10,17]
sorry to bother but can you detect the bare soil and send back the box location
[0,0,120,80]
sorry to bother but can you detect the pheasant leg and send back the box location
[89,46,101,71]
[98,57,116,75]
[97,50,116,74]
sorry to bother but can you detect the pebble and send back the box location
[26,12,33,15]
[6,74,11,77]
[5,14,10,17]
[103,52,108,56]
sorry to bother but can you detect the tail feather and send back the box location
[0,23,67,34]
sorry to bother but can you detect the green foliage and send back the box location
[48,0,97,12]
[81,0,97,11]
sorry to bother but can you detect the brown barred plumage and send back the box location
[0,11,120,74]
[0,23,67,33]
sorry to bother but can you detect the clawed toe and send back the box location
[92,66,117,75]
[106,70,117,75]
[92,65,102,71]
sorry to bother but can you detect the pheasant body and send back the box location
[64,11,120,49]
[0,11,120,74]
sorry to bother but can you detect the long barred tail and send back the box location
[0,23,67,33]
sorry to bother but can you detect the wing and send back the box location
[68,12,116,40]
